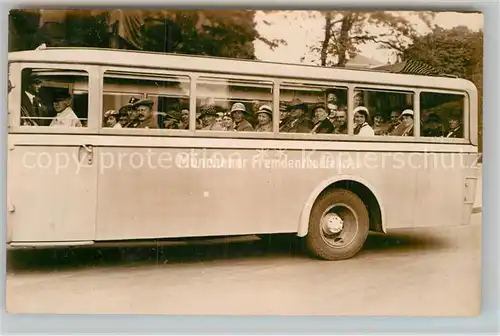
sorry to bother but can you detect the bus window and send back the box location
[279,82,348,134]
[354,88,415,136]
[103,71,190,129]
[20,68,88,127]
[420,92,465,139]
[195,77,273,132]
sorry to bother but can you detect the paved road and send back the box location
[6,213,481,316]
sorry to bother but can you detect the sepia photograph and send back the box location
[6,9,483,316]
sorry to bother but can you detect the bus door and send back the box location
[7,64,100,243]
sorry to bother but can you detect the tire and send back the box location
[305,188,369,261]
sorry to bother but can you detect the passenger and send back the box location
[310,104,334,134]
[254,105,273,132]
[353,92,364,107]
[332,109,347,134]
[195,111,203,129]
[390,109,414,136]
[176,108,188,130]
[199,105,224,131]
[327,92,337,105]
[103,110,122,128]
[279,98,313,133]
[121,97,140,128]
[230,103,254,131]
[446,113,463,138]
[222,112,235,131]
[21,75,50,126]
[118,108,129,128]
[215,112,223,128]
[353,106,374,136]
[279,104,288,127]
[385,110,401,135]
[132,99,159,129]
[327,104,338,121]
[50,88,82,127]
[372,111,388,135]
[163,110,180,129]
[422,113,444,137]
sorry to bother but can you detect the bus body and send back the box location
[6,48,480,260]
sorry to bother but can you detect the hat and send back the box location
[400,109,414,118]
[52,88,72,101]
[132,98,154,107]
[449,112,461,121]
[427,113,441,123]
[312,103,327,112]
[199,105,218,117]
[104,110,118,118]
[230,102,246,113]
[159,110,180,119]
[288,98,306,110]
[256,104,273,117]
[353,106,370,117]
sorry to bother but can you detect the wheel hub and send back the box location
[322,213,344,235]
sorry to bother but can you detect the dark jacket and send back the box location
[280,115,313,133]
[311,118,334,134]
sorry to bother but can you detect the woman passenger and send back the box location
[310,104,334,134]
[222,112,235,131]
[353,106,374,136]
[104,110,122,128]
[254,105,273,132]
[399,109,414,136]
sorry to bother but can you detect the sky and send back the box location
[253,11,484,66]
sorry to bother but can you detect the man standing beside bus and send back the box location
[50,88,82,127]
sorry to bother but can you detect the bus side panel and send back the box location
[95,147,422,240]
[412,153,470,229]
[7,143,98,242]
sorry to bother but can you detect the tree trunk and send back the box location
[336,14,354,67]
[320,12,333,66]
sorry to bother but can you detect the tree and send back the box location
[401,26,483,151]
[9,9,286,60]
[308,11,436,67]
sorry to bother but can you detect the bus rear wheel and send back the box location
[305,189,369,261]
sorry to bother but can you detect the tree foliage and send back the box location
[8,9,286,59]
[400,26,483,150]
[309,11,436,67]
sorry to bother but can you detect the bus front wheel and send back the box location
[305,189,369,261]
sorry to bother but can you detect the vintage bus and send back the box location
[6,47,480,261]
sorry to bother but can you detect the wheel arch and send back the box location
[297,175,386,237]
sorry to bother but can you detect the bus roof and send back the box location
[9,47,477,93]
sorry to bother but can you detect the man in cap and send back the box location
[50,88,82,127]
[279,98,313,133]
[120,97,141,128]
[230,102,253,132]
[21,74,50,126]
[132,98,159,129]
[446,112,463,138]
[422,113,444,137]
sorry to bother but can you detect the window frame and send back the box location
[99,66,193,136]
[9,62,99,134]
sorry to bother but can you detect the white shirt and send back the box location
[357,123,375,136]
[50,107,82,127]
